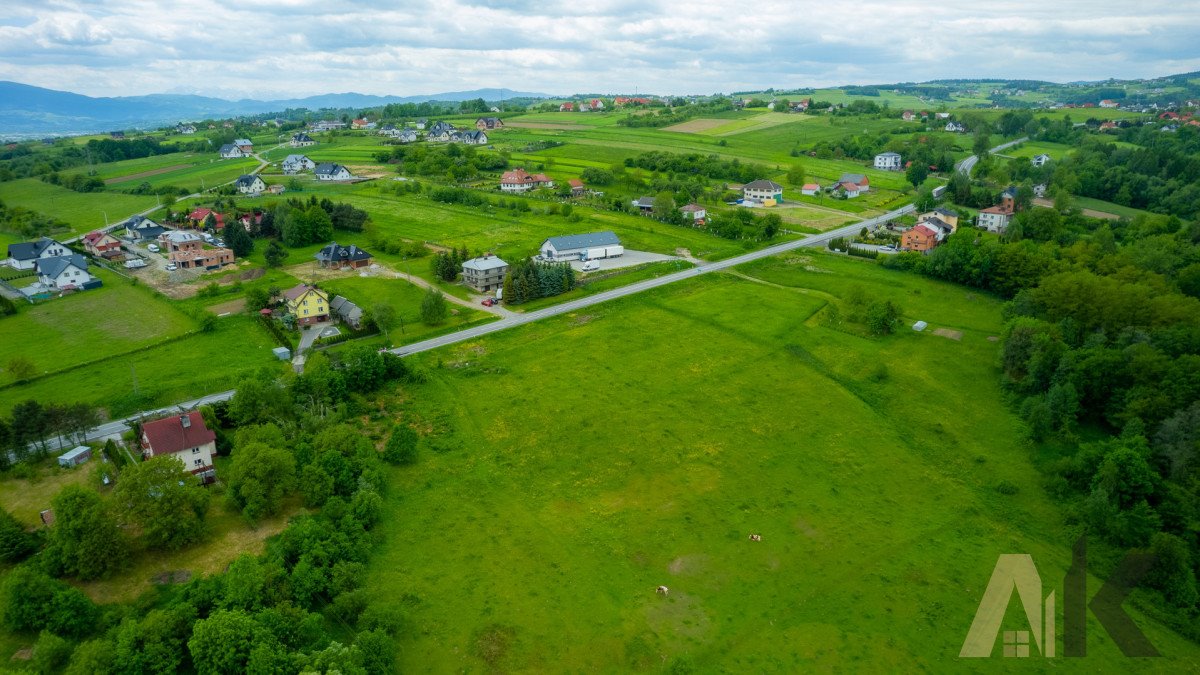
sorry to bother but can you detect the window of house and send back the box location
[194,459,203,466]
[192,448,200,454]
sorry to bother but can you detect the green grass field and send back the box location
[0,267,198,379]
[0,179,157,236]
[316,275,497,344]
[369,252,1200,671]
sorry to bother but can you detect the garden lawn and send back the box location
[0,267,198,380]
[0,313,284,418]
[316,275,498,345]
[368,253,1200,671]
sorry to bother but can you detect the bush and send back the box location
[383,425,419,465]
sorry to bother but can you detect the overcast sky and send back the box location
[1,0,1198,99]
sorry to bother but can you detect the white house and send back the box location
[540,231,623,262]
[140,412,217,483]
[679,203,707,223]
[234,174,266,195]
[874,152,902,170]
[1031,153,1052,167]
[282,154,316,174]
[398,129,418,143]
[124,215,166,242]
[978,205,1014,233]
[176,124,196,135]
[6,237,70,270]
[458,130,488,145]
[945,121,966,133]
[310,120,345,132]
[290,132,316,147]
[233,138,253,153]
[314,163,353,181]
[35,254,92,289]
[801,183,821,196]
[742,179,784,203]
[218,144,246,159]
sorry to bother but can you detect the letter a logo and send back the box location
[960,554,1055,658]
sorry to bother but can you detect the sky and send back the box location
[1,0,1198,99]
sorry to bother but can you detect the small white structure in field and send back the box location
[913,320,928,332]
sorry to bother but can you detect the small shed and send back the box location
[57,445,92,468]
[272,346,292,361]
[912,321,928,332]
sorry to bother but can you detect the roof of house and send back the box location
[462,255,509,271]
[980,205,1013,215]
[1001,186,1018,198]
[837,182,862,192]
[82,230,117,245]
[801,183,821,190]
[35,254,87,278]
[934,207,958,217]
[568,179,584,188]
[919,216,953,232]
[218,144,239,154]
[909,224,938,239]
[292,132,313,140]
[315,242,372,263]
[330,295,362,319]
[838,173,869,185]
[1033,153,1051,159]
[743,179,784,191]
[543,231,621,251]
[7,237,60,261]
[314,163,346,175]
[125,214,158,228]
[235,174,263,188]
[500,168,550,184]
[163,230,203,244]
[234,138,252,146]
[680,203,705,213]
[634,196,656,208]
[876,152,901,158]
[283,283,327,302]
[142,412,216,456]
[284,154,311,164]
[461,130,487,141]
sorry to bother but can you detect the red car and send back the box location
[481,298,495,307]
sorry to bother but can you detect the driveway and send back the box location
[568,249,678,272]
[292,321,331,371]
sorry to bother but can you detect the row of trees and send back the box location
[377,143,508,182]
[624,150,769,185]
[0,400,100,468]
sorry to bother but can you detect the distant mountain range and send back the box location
[0,82,552,138]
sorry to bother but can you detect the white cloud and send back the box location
[0,0,1197,98]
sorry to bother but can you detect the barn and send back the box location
[540,231,624,262]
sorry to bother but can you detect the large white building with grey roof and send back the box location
[540,231,623,262]
[462,255,509,292]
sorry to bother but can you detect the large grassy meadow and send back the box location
[0,179,157,235]
[369,253,1199,671]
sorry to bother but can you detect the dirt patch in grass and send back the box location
[206,298,247,315]
[570,314,596,325]
[662,118,729,133]
[105,164,193,184]
[504,121,589,131]
[933,328,963,341]
[1034,197,1119,220]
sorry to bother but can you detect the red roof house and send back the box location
[140,412,217,482]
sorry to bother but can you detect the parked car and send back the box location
[147,243,160,253]
[214,239,225,247]
[581,260,600,272]
[880,245,897,252]
[481,298,495,307]
[165,263,178,271]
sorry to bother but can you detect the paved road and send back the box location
[955,137,1029,176]
[389,204,914,358]
[41,203,913,454]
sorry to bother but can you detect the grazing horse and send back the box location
[749,534,762,541]
[656,585,669,596]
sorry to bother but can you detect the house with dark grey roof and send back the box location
[219,143,246,159]
[742,179,785,203]
[633,196,656,213]
[290,132,316,147]
[125,215,166,242]
[35,254,92,290]
[540,231,623,262]
[6,237,70,270]
[314,163,353,181]
[458,130,488,145]
[476,117,504,130]
[315,241,373,269]
[398,129,418,143]
[462,255,509,292]
[330,295,365,329]
[235,174,266,194]
[282,154,316,174]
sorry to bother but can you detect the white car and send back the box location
[165,263,178,271]
[147,243,160,253]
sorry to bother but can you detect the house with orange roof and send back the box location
[82,231,123,259]
[500,168,554,193]
[141,411,217,483]
[901,224,940,252]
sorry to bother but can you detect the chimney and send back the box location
[181,414,191,429]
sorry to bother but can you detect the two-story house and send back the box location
[742,179,784,203]
[462,255,509,292]
[141,412,216,483]
[6,237,70,270]
[284,284,330,325]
